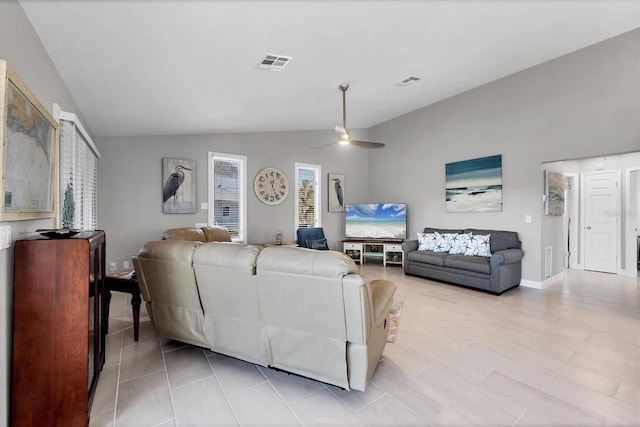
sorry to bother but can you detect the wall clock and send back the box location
[254,167,289,205]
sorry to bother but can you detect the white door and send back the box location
[582,171,620,273]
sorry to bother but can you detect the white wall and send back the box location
[96,129,371,268]
[368,29,640,283]
[0,1,89,425]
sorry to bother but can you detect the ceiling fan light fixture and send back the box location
[330,82,385,149]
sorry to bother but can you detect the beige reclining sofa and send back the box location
[161,225,232,242]
[132,240,396,391]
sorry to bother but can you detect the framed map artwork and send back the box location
[0,60,59,221]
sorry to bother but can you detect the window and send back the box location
[56,105,100,230]
[295,163,321,230]
[208,152,247,242]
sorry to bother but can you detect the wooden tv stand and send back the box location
[342,240,404,267]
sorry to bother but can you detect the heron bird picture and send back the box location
[332,177,343,208]
[163,164,192,204]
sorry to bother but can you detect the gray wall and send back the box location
[0,1,88,425]
[96,130,370,268]
[368,29,640,282]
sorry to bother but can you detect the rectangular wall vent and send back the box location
[545,246,553,279]
[398,76,421,86]
[258,54,292,71]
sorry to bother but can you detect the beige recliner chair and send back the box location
[256,246,396,391]
[132,240,396,391]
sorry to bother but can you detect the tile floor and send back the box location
[90,265,639,427]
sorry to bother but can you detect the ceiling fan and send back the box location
[334,83,385,149]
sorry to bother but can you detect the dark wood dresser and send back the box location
[11,230,106,426]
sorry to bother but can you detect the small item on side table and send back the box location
[105,269,141,341]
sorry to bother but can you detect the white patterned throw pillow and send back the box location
[464,234,491,257]
[433,232,455,253]
[417,232,437,251]
[448,232,472,255]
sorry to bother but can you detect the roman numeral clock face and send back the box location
[254,168,289,205]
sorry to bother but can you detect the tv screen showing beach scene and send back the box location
[345,203,407,240]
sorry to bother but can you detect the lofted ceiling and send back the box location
[19,0,640,139]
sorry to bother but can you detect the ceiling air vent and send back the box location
[398,76,421,86]
[258,54,292,71]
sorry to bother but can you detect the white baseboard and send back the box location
[618,269,638,278]
[520,272,564,290]
[520,279,543,290]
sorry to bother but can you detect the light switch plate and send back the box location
[0,225,11,250]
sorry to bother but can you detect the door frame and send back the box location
[623,166,640,277]
[564,173,581,269]
[579,169,621,274]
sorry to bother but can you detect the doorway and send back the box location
[546,151,639,277]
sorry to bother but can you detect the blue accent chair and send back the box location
[296,227,329,250]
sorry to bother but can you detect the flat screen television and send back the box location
[345,203,407,240]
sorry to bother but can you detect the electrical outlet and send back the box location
[123,260,130,269]
[109,262,117,271]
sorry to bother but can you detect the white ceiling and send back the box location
[19,0,640,139]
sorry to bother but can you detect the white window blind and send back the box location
[295,163,321,230]
[57,108,100,230]
[209,152,246,242]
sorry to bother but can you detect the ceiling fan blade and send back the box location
[310,141,339,150]
[349,139,385,149]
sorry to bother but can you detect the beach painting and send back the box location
[544,170,565,216]
[446,154,502,213]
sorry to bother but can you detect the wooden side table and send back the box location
[105,269,141,341]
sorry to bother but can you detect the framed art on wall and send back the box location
[328,173,344,212]
[162,157,196,213]
[544,170,565,216]
[0,60,59,221]
[445,154,503,213]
